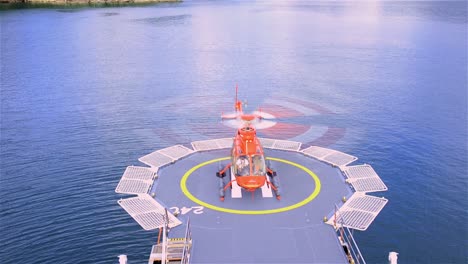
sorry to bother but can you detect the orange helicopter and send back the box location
[216,86,281,201]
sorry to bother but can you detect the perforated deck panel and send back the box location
[272,139,302,151]
[216,138,234,148]
[121,166,157,180]
[322,152,356,167]
[191,138,233,151]
[139,151,174,168]
[115,179,152,194]
[301,146,357,167]
[302,146,333,158]
[192,139,218,151]
[115,166,156,195]
[259,138,301,151]
[158,145,194,160]
[118,194,182,230]
[326,193,388,231]
[344,165,375,179]
[343,165,388,193]
[258,138,275,148]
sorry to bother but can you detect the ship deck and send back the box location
[152,149,351,264]
[116,138,388,264]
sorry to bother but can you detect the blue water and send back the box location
[1,1,467,263]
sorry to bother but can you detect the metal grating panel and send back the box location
[216,138,234,148]
[301,146,333,158]
[115,179,152,194]
[343,165,388,193]
[301,146,357,167]
[326,193,388,231]
[115,166,155,195]
[258,138,276,148]
[272,140,302,151]
[118,194,182,230]
[351,178,388,193]
[122,166,156,180]
[347,195,387,213]
[134,212,166,230]
[336,211,375,231]
[344,165,378,179]
[191,139,220,151]
[322,152,357,167]
[120,195,157,213]
[139,151,174,168]
[158,145,194,160]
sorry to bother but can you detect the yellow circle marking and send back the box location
[180,156,321,215]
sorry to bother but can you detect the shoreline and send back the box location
[0,0,180,8]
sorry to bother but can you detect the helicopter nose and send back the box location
[238,176,265,190]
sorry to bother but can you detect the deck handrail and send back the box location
[334,204,366,264]
[181,218,192,264]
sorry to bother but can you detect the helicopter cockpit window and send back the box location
[235,155,250,176]
[252,154,266,176]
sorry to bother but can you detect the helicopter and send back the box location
[216,86,281,201]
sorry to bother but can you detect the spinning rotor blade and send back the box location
[221,112,238,120]
[252,110,276,120]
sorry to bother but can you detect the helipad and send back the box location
[116,138,388,264]
[179,156,321,215]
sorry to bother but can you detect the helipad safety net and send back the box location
[118,194,182,230]
[327,193,388,231]
[158,145,195,160]
[342,165,388,193]
[259,138,302,151]
[115,166,156,195]
[258,138,275,148]
[191,138,233,151]
[301,146,357,167]
[139,145,194,168]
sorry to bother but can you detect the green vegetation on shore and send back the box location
[1,0,180,9]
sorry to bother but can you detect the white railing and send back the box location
[334,204,367,264]
[181,218,193,264]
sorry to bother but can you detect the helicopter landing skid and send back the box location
[216,163,231,178]
[217,166,281,201]
[266,179,281,200]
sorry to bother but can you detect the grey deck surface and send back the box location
[151,149,352,263]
